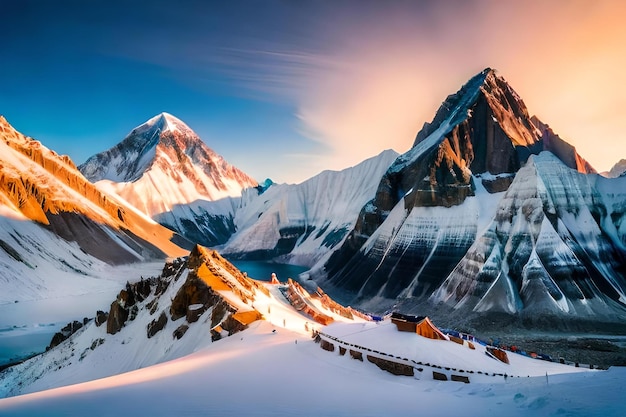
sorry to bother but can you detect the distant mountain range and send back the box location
[1,68,625,332]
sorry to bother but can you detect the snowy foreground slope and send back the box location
[1,246,620,416]
[0,324,623,417]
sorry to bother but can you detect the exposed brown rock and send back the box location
[95,310,108,327]
[173,324,189,340]
[90,338,105,350]
[285,279,333,325]
[147,311,168,338]
[481,175,515,193]
[169,273,223,321]
[148,300,159,315]
[106,299,129,335]
[47,320,83,350]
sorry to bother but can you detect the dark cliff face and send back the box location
[318,68,626,331]
[530,116,596,174]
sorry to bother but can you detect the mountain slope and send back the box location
[0,244,595,416]
[221,149,399,267]
[312,68,624,330]
[0,116,186,263]
[79,113,258,246]
[606,159,626,178]
[429,153,626,329]
[0,244,371,397]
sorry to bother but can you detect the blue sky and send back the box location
[2,0,626,183]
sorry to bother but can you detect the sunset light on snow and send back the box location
[1,0,625,182]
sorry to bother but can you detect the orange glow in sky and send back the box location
[3,1,626,182]
[294,0,626,176]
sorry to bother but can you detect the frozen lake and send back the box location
[0,290,120,367]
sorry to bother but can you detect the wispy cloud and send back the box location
[97,0,626,175]
[286,0,626,172]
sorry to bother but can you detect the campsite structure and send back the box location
[390,312,449,340]
[317,313,586,384]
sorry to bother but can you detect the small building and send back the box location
[390,312,449,340]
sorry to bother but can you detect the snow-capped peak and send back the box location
[79,113,258,238]
[136,112,190,136]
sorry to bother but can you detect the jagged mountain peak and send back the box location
[79,113,258,245]
[412,67,538,152]
[317,68,620,331]
[0,115,187,266]
[0,115,75,169]
[80,112,209,183]
[142,112,189,134]
[132,112,200,140]
[0,115,15,132]
[607,159,626,178]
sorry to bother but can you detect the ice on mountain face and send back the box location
[318,68,622,330]
[430,153,626,324]
[222,150,399,267]
[323,69,548,299]
[140,112,190,135]
[324,195,494,311]
[595,175,626,249]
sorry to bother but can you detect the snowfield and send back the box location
[0,320,623,417]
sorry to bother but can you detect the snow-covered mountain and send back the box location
[430,153,626,329]
[310,68,625,330]
[606,159,626,178]
[0,116,187,301]
[79,112,258,247]
[221,149,399,267]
